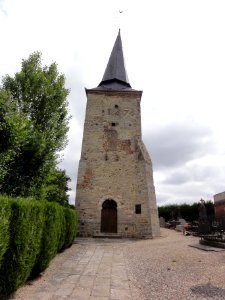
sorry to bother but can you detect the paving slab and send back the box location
[189,243,225,251]
[12,238,141,300]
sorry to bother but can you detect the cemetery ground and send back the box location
[12,229,225,300]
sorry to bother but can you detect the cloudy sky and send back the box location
[1,0,225,206]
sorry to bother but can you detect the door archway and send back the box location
[101,199,117,233]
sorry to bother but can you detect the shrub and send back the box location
[63,208,78,249]
[57,206,66,252]
[31,202,65,276]
[0,198,44,298]
[0,197,11,267]
[0,197,78,298]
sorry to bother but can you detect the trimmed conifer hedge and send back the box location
[0,196,78,299]
[0,199,45,297]
[0,197,12,267]
[63,207,78,249]
[32,202,65,276]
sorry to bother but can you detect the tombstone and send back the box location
[159,217,166,228]
[175,224,184,232]
[175,218,187,232]
[178,218,186,225]
[199,199,207,222]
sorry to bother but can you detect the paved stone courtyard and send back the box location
[13,238,141,300]
[13,229,225,300]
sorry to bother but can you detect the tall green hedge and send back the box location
[0,197,11,267]
[0,199,44,297]
[58,206,66,252]
[31,202,65,276]
[63,208,78,249]
[0,196,78,298]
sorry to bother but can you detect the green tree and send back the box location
[0,52,70,202]
[44,168,71,206]
[0,89,35,194]
[158,201,215,222]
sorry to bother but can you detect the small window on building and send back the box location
[111,122,116,126]
[115,104,118,108]
[135,204,141,214]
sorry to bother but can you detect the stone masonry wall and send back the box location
[76,90,160,238]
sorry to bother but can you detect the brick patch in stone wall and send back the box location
[77,168,93,189]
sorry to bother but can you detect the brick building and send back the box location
[214,191,225,218]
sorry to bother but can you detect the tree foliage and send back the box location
[0,89,35,194]
[0,52,70,204]
[43,169,71,206]
[158,201,215,222]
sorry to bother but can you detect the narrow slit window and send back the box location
[135,204,141,214]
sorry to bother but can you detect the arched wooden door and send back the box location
[101,199,117,233]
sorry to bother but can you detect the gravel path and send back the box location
[12,229,225,300]
[125,228,225,300]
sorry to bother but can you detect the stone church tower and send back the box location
[76,31,160,238]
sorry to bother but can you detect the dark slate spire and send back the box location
[98,30,131,90]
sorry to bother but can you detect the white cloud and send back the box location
[1,0,225,205]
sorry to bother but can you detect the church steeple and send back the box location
[76,29,160,238]
[98,30,131,90]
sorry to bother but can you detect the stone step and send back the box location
[93,233,122,239]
